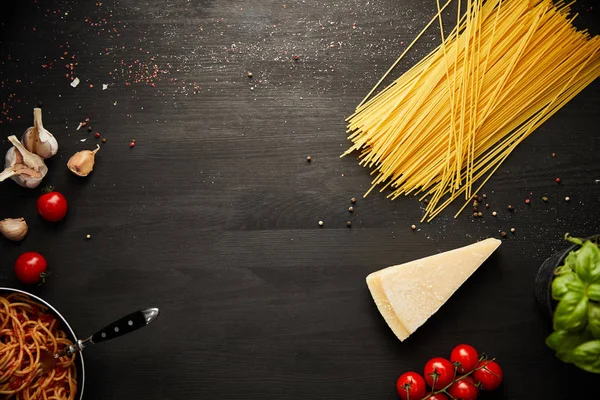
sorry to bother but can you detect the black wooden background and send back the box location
[0,1,599,399]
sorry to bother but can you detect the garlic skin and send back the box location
[0,217,28,241]
[0,135,48,188]
[22,107,58,159]
[67,144,100,177]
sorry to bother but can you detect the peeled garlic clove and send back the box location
[67,145,100,177]
[22,108,58,159]
[0,136,48,188]
[0,217,28,241]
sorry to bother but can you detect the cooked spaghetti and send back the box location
[344,0,600,221]
[0,293,77,400]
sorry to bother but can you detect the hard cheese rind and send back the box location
[366,238,501,341]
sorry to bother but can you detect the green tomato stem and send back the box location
[421,357,495,400]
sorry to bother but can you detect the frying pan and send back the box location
[1,287,159,400]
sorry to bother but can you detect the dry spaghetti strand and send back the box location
[0,294,77,400]
[343,0,600,221]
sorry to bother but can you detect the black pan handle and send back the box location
[90,308,159,344]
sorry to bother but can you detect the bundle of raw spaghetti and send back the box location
[344,0,600,222]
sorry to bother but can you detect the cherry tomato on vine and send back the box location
[396,372,426,400]
[37,192,68,222]
[473,360,503,390]
[448,376,479,400]
[450,344,479,374]
[426,392,449,400]
[14,252,48,284]
[423,357,455,389]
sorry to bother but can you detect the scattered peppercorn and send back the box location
[507,205,514,211]
[318,220,324,227]
[478,212,483,217]
[485,203,489,208]
[565,196,570,202]
[129,141,135,148]
[473,206,479,212]
[525,198,531,205]
[131,139,136,143]
[411,224,416,230]
[510,228,516,233]
[482,194,487,199]
[94,132,100,139]
[492,211,497,217]
[248,71,253,78]
[501,231,508,238]
[473,194,478,200]
[87,126,93,132]
[552,153,556,157]
[473,200,479,207]
[423,198,429,204]
[348,206,354,213]
[478,196,483,203]
[346,221,352,228]
[81,121,87,127]
[306,156,311,162]
[542,196,548,202]
[473,212,478,218]
[556,177,561,184]
[351,197,357,204]
[102,138,107,143]
[86,234,91,239]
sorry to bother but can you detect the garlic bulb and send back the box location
[22,107,58,159]
[67,144,100,177]
[0,217,28,241]
[0,135,48,188]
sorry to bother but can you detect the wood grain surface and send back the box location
[0,1,599,399]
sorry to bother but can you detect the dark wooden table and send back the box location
[1,1,599,399]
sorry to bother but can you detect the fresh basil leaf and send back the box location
[572,340,600,374]
[588,284,600,302]
[565,279,585,293]
[574,241,600,283]
[546,330,591,363]
[565,234,584,246]
[560,251,578,273]
[552,272,581,300]
[555,265,573,275]
[588,303,600,339]
[554,291,589,332]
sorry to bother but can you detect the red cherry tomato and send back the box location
[450,344,479,374]
[14,252,47,284]
[473,360,503,390]
[37,192,68,222]
[396,372,426,400]
[448,377,479,400]
[424,357,455,389]
[426,392,449,400]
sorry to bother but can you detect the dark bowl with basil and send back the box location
[535,234,600,320]
[536,234,600,374]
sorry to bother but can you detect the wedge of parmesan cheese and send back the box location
[366,238,501,341]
